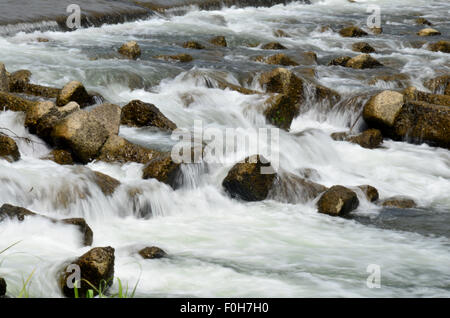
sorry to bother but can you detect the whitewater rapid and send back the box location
[0,0,449,297]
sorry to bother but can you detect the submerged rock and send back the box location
[142,152,182,189]
[56,81,93,107]
[424,75,450,95]
[328,56,352,67]
[368,74,410,87]
[352,42,375,53]
[380,196,417,209]
[121,100,177,131]
[346,54,383,69]
[61,218,94,247]
[415,18,432,26]
[339,26,368,37]
[274,29,290,38]
[92,171,120,196]
[139,246,167,259]
[0,135,20,162]
[0,204,93,246]
[222,155,277,202]
[256,53,299,66]
[428,41,450,53]
[154,54,193,63]
[60,247,115,298]
[317,185,359,216]
[209,36,227,47]
[183,41,205,49]
[118,40,141,59]
[269,172,327,204]
[347,129,383,149]
[358,185,379,202]
[261,42,287,50]
[417,28,441,36]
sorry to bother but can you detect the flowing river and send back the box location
[0,0,449,297]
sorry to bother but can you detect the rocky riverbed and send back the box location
[0,0,449,298]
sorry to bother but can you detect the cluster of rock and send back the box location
[362,86,449,149]
[220,155,418,217]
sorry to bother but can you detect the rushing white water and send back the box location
[1,0,450,297]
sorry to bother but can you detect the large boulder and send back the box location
[121,100,176,131]
[352,42,375,53]
[417,28,441,36]
[0,204,93,246]
[60,247,115,298]
[259,68,304,103]
[393,100,450,148]
[222,155,277,202]
[51,110,110,163]
[97,135,159,164]
[317,185,359,216]
[428,41,450,53]
[142,152,182,189]
[56,81,93,107]
[263,94,299,130]
[0,135,20,162]
[8,69,31,92]
[0,63,10,92]
[339,26,368,37]
[89,103,121,135]
[345,54,383,69]
[25,101,80,140]
[362,90,405,131]
[0,92,36,112]
[139,246,167,259]
[118,41,141,59]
